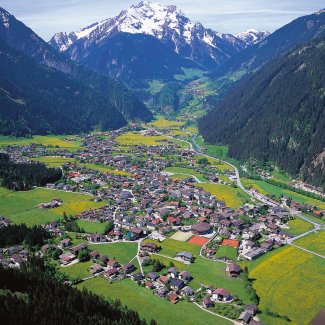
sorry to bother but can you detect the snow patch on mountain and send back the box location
[236,29,270,45]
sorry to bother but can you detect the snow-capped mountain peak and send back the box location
[236,29,270,45]
[49,1,249,68]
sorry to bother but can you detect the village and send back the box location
[1,124,324,325]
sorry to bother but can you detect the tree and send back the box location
[103,221,114,235]
[78,249,90,262]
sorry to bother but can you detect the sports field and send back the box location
[170,231,193,242]
[188,236,209,246]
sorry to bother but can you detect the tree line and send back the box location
[0,153,62,190]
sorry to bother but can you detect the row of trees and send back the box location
[0,153,62,190]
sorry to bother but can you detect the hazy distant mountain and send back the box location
[235,29,270,45]
[0,7,152,124]
[200,37,325,189]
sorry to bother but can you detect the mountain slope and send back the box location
[199,37,325,190]
[0,38,126,136]
[49,1,247,79]
[77,33,199,87]
[212,9,325,79]
[0,7,152,122]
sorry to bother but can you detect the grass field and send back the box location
[143,254,187,274]
[77,220,107,234]
[144,238,201,258]
[88,243,138,264]
[77,277,231,325]
[241,178,325,209]
[163,167,207,182]
[196,183,251,209]
[116,132,169,146]
[294,231,325,256]
[30,156,76,167]
[60,261,92,280]
[285,218,314,236]
[187,257,252,303]
[148,116,185,130]
[0,187,105,226]
[215,246,237,261]
[0,135,83,149]
[246,246,325,325]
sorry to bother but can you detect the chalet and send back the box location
[121,262,135,274]
[130,227,143,239]
[59,253,76,265]
[175,251,194,262]
[99,255,109,266]
[178,271,191,282]
[147,272,159,282]
[60,238,71,249]
[145,281,155,289]
[260,242,273,252]
[131,272,144,282]
[167,216,181,226]
[107,259,119,269]
[140,242,158,253]
[70,243,87,255]
[239,311,252,324]
[170,278,184,291]
[90,251,100,260]
[202,296,213,308]
[225,263,241,277]
[168,293,179,304]
[155,286,168,298]
[90,264,104,275]
[212,288,231,302]
[158,275,170,286]
[167,267,179,278]
[191,223,212,235]
[88,234,106,243]
[243,248,264,260]
[181,286,194,297]
[105,268,119,278]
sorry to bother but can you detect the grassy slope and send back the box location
[195,183,251,209]
[294,231,325,256]
[77,277,231,325]
[163,167,207,182]
[88,243,138,265]
[246,246,325,325]
[285,218,314,236]
[0,187,105,226]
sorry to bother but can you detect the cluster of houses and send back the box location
[0,245,29,268]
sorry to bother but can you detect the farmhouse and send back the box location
[175,251,194,262]
[140,242,158,253]
[225,263,241,277]
[212,288,231,302]
[191,222,212,235]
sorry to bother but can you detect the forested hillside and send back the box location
[0,7,152,130]
[0,39,126,136]
[199,37,325,190]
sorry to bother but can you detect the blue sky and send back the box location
[1,0,324,40]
